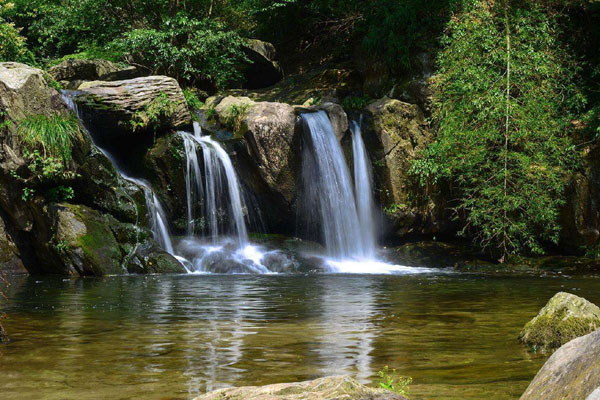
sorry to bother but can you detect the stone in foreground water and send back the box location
[194,375,406,400]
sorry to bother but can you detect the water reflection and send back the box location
[1,274,600,400]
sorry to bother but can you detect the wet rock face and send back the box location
[520,328,600,400]
[363,97,451,239]
[560,144,600,253]
[519,292,600,352]
[195,375,406,400]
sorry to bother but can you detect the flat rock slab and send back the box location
[194,376,405,400]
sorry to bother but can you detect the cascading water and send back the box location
[179,123,248,245]
[301,111,367,260]
[350,118,377,260]
[176,123,280,274]
[301,111,435,274]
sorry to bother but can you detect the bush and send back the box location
[110,16,247,89]
[0,0,34,64]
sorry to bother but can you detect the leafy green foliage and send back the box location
[46,185,74,202]
[341,95,372,110]
[222,103,252,132]
[129,92,177,133]
[377,366,412,396]
[0,0,33,63]
[110,16,247,88]
[183,88,204,112]
[411,0,581,259]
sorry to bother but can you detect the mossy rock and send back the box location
[52,203,123,276]
[519,292,600,352]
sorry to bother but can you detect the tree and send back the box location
[0,0,34,63]
[411,0,582,260]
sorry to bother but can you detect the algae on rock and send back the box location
[519,292,600,352]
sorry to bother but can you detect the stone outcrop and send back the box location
[519,292,600,351]
[560,144,600,253]
[48,59,145,90]
[363,97,450,238]
[75,76,192,136]
[194,376,406,400]
[520,328,600,400]
[0,62,184,276]
[242,39,284,89]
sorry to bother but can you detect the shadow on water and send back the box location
[1,273,599,400]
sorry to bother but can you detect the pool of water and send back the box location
[1,272,599,400]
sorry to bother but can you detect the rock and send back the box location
[194,376,405,400]
[48,59,121,82]
[0,62,67,133]
[242,39,284,89]
[0,213,26,274]
[74,76,192,137]
[560,144,600,253]
[50,203,123,276]
[363,97,449,238]
[520,328,600,400]
[519,292,600,351]
[295,102,349,141]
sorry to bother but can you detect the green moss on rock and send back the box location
[519,292,600,352]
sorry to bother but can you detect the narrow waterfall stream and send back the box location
[350,118,377,260]
[179,123,248,245]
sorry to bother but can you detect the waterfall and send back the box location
[62,91,180,265]
[179,123,248,246]
[350,118,377,260]
[301,111,367,260]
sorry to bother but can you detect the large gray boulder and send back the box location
[194,376,405,400]
[519,292,600,352]
[520,328,600,400]
[75,76,192,134]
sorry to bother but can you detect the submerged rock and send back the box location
[194,375,405,400]
[519,292,600,352]
[520,328,600,400]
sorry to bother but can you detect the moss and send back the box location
[519,292,600,352]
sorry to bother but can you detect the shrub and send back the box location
[183,88,204,112]
[110,16,247,89]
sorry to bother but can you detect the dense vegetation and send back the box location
[0,0,599,259]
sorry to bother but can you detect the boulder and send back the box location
[0,214,26,274]
[75,76,192,136]
[0,62,66,133]
[559,144,600,252]
[519,292,600,351]
[363,97,449,238]
[520,328,600,400]
[242,39,284,89]
[48,59,121,83]
[49,203,124,276]
[194,375,406,400]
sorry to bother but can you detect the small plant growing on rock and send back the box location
[183,88,204,112]
[223,103,251,133]
[377,366,412,397]
[129,92,177,132]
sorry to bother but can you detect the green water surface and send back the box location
[1,273,599,400]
